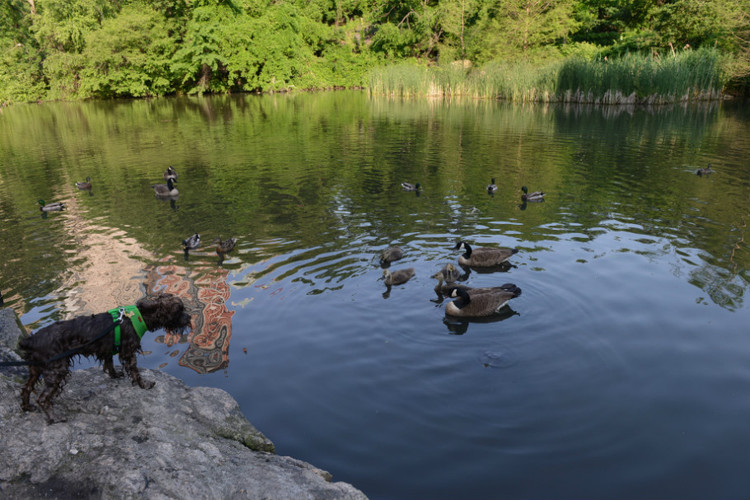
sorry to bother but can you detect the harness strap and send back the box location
[108,305,148,354]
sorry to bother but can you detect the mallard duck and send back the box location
[445,286,521,317]
[153,177,178,197]
[382,268,415,286]
[696,163,713,176]
[401,182,421,191]
[380,246,403,265]
[454,240,518,267]
[214,237,236,256]
[521,186,544,202]
[487,178,498,194]
[182,233,201,251]
[38,199,65,212]
[75,176,92,190]
[164,166,178,180]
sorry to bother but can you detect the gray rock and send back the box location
[0,309,368,500]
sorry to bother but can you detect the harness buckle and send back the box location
[116,307,126,324]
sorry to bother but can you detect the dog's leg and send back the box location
[20,365,42,412]
[121,353,155,389]
[37,372,68,424]
[102,355,123,379]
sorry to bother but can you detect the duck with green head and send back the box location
[38,199,65,212]
[487,178,498,194]
[521,186,544,202]
[401,182,420,192]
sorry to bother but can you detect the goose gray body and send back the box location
[153,177,178,197]
[454,241,518,267]
[382,268,415,286]
[380,246,403,264]
[445,286,521,317]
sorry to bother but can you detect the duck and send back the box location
[401,182,420,191]
[521,186,544,202]
[381,268,415,286]
[487,178,498,194]
[75,176,92,190]
[454,240,519,267]
[696,163,713,176]
[214,237,236,256]
[153,177,178,197]
[182,233,201,251]
[445,285,521,317]
[380,246,403,265]
[38,199,65,212]
[164,166,178,180]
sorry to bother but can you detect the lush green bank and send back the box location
[1,0,748,104]
[369,48,726,103]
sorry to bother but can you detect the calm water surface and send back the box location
[1,93,749,500]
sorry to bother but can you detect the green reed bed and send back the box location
[368,48,725,103]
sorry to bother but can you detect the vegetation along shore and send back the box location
[1,0,749,105]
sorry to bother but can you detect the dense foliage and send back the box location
[1,0,749,103]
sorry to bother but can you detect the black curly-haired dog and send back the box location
[19,293,191,423]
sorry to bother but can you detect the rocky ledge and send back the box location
[0,309,367,500]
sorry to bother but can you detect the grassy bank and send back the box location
[368,48,726,104]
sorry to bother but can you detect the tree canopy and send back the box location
[1,0,748,103]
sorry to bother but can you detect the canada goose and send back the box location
[380,246,403,265]
[164,166,178,180]
[214,237,236,256]
[401,182,420,191]
[521,186,544,202]
[38,199,65,212]
[445,286,521,317]
[432,272,472,296]
[153,177,178,197]
[75,176,92,190]
[382,268,415,286]
[438,263,461,283]
[696,163,713,176]
[487,178,498,194]
[182,233,201,251]
[454,241,519,267]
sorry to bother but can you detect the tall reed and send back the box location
[368,48,725,103]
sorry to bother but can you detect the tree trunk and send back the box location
[27,0,36,15]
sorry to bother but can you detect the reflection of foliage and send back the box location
[0,94,748,311]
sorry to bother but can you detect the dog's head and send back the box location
[136,293,192,335]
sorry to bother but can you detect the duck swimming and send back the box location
[214,237,236,256]
[521,186,544,202]
[182,233,201,251]
[401,182,420,191]
[75,176,92,190]
[38,199,65,212]
[487,178,498,194]
[454,241,519,267]
[696,163,713,176]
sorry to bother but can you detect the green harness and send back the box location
[108,305,148,353]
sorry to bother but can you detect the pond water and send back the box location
[1,92,749,500]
